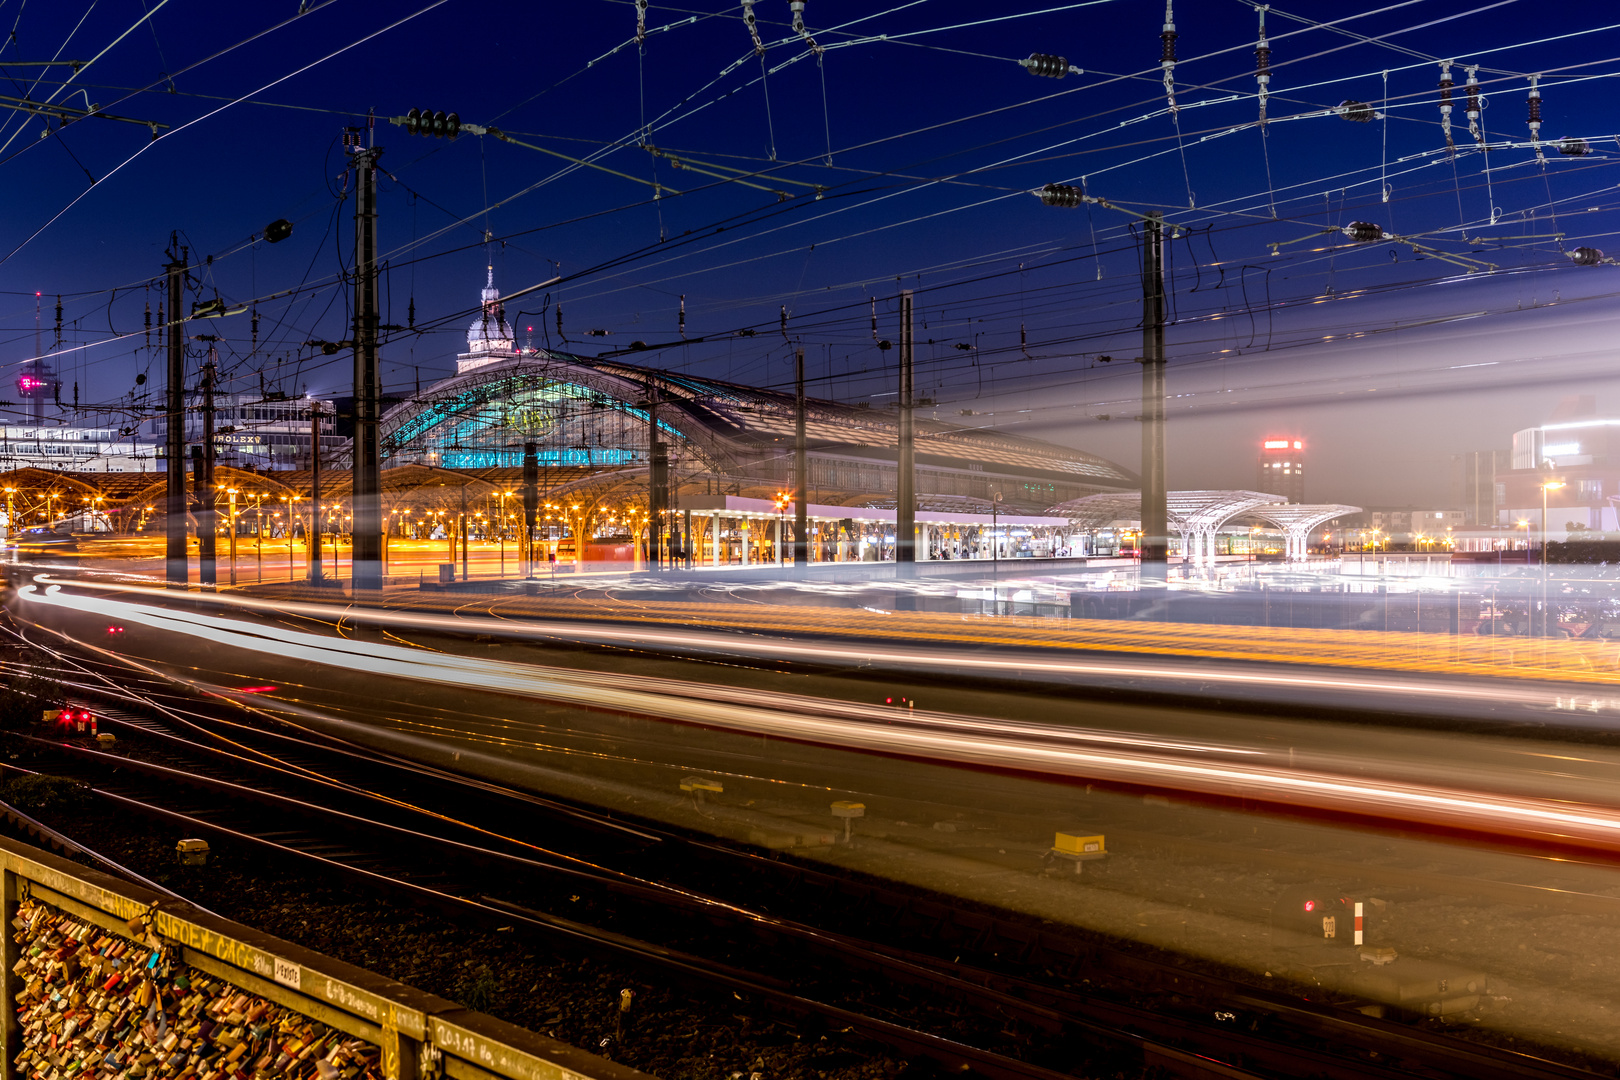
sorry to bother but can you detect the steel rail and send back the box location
[37,758,1248,1080]
[9,705,1598,1080]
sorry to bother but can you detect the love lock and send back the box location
[418,1041,443,1080]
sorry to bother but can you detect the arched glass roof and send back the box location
[377,353,1137,486]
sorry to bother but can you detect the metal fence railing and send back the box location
[0,833,649,1080]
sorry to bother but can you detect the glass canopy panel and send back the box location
[383,373,681,468]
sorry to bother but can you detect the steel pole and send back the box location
[1139,214,1168,578]
[522,442,538,578]
[351,143,383,592]
[165,253,187,586]
[309,405,323,582]
[897,291,916,572]
[1542,485,1549,637]
[198,351,217,586]
[647,385,664,570]
[794,347,808,567]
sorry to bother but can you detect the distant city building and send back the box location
[1341,507,1465,546]
[0,422,149,473]
[0,357,125,470]
[0,391,338,475]
[1489,397,1620,536]
[143,391,339,470]
[1451,449,1510,527]
[1257,437,1305,503]
[15,357,59,426]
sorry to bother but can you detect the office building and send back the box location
[1257,437,1305,503]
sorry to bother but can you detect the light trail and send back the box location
[25,573,1617,726]
[21,582,1620,860]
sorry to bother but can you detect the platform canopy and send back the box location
[1249,503,1362,560]
[1050,490,1359,562]
[1051,489,1281,548]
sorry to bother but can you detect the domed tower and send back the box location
[456,265,518,374]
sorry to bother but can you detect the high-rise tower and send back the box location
[1258,437,1305,503]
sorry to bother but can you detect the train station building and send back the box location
[0,270,1138,557]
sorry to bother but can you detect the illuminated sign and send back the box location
[1542,442,1581,457]
[17,375,43,395]
[1263,440,1290,449]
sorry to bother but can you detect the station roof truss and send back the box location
[371,353,1137,495]
[0,465,304,522]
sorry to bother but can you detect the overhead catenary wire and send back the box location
[0,0,455,267]
[3,2,1620,430]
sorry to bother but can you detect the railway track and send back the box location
[0,689,1599,1080]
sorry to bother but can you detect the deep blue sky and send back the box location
[4,0,1620,503]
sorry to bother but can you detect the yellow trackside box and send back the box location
[1054,832,1106,858]
[175,838,210,866]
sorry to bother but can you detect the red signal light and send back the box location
[1304,900,1315,912]
[107,626,124,635]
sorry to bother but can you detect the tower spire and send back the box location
[458,263,517,372]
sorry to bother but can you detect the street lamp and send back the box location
[253,493,264,583]
[225,487,239,586]
[570,504,581,571]
[325,502,340,577]
[498,490,512,578]
[774,491,790,567]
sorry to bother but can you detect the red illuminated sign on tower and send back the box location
[1258,437,1305,503]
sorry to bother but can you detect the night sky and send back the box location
[3,0,1619,506]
